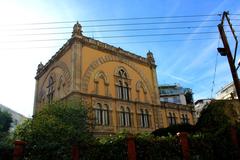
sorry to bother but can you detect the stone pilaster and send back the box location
[33,79,39,115]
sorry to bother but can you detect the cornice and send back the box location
[35,38,73,79]
[35,33,157,79]
[78,35,155,67]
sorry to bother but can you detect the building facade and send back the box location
[194,99,212,119]
[216,81,238,100]
[159,84,193,105]
[0,104,27,131]
[34,22,195,135]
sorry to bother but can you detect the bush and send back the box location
[136,133,181,160]
[152,123,196,137]
[81,132,128,160]
[196,100,237,133]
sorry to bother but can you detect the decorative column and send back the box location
[71,22,83,92]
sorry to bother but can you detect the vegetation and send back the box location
[0,109,13,159]
[196,100,238,133]
[185,90,194,104]
[14,100,92,160]
[0,109,12,133]
[9,99,240,159]
[152,123,196,137]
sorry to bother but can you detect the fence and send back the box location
[9,127,240,160]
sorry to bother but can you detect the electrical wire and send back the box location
[93,31,222,39]
[111,37,219,44]
[211,36,220,98]
[82,20,220,28]
[4,32,71,36]
[0,25,217,32]
[0,37,218,44]
[0,14,222,26]
[84,25,217,33]
[0,38,68,43]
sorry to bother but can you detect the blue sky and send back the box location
[0,0,239,116]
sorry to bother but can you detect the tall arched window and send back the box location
[119,106,131,127]
[168,112,177,125]
[95,103,102,125]
[140,109,149,128]
[115,68,130,100]
[172,113,177,125]
[181,114,189,124]
[120,106,125,126]
[47,76,54,103]
[144,110,149,128]
[95,103,109,126]
[125,107,131,127]
[102,104,109,126]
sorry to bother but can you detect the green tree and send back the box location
[0,110,12,132]
[184,90,193,104]
[196,100,237,132]
[16,100,92,160]
[13,118,32,141]
[0,109,13,154]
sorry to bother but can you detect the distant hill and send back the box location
[0,104,28,131]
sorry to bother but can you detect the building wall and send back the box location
[216,82,237,100]
[34,25,195,135]
[159,85,190,105]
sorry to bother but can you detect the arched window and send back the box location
[172,113,177,125]
[120,106,125,126]
[115,67,130,100]
[140,109,149,128]
[125,107,131,127]
[95,103,102,125]
[144,110,149,128]
[181,114,189,124]
[168,112,177,126]
[168,112,172,125]
[94,71,109,96]
[95,103,109,126]
[102,104,109,126]
[47,76,54,103]
[119,106,131,127]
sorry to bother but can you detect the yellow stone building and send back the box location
[34,22,195,135]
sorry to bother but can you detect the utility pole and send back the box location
[217,11,240,101]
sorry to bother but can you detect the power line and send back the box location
[0,26,72,31]
[0,14,222,26]
[111,37,219,44]
[0,46,59,50]
[1,24,239,32]
[84,25,218,33]
[93,31,222,39]
[0,32,218,42]
[0,25,217,32]
[0,38,68,43]
[82,20,221,28]
[0,37,219,44]
[79,14,222,22]
[4,32,71,36]
[211,47,219,98]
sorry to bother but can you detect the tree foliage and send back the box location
[14,100,92,159]
[185,91,194,104]
[196,100,239,132]
[152,123,196,137]
[0,110,12,133]
[0,109,13,156]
